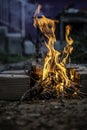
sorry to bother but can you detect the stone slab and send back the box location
[0,73,29,100]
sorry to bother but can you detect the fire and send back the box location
[34,4,42,17]
[33,5,80,98]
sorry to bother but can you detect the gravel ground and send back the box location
[0,98,87,130]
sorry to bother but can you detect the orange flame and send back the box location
[33,5,80,97]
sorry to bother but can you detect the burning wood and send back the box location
[20,4,82,102]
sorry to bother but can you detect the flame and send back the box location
[34,4,42,17]
[33,5,80,98]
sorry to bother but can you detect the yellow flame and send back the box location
[33,5,79,96]
[34,4,42,17]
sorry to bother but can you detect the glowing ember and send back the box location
[33,4,80,99]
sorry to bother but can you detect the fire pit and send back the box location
[20,5,82,102]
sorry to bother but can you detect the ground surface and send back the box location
[0,98,87,130]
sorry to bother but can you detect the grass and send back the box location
[0,54,36,64]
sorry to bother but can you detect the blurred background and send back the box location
[0,0,87,65]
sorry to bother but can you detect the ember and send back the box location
[21,4,80,102]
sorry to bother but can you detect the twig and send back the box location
[19,76,49,103]
[64,87,87,98]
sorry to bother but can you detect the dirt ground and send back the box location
[0,98,87,130]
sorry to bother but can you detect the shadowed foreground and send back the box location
[0,99,87,130]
